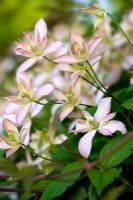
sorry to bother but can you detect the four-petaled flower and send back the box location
[72,97,127,158]
[5,72,54,126]
[0,119,30,157]
[54,78,82,121]
[15,18,63,74]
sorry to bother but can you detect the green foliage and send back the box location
[100,135,133,168]
[40,161,83,200]
[88,168,120,195]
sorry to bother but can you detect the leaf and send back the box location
[69,186,87,200]
[40,161,83,200]
[122,102,133,110]
[88,185,98,200]
[100,135,133,168]
[88,168,120,195]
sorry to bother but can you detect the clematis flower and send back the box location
[5,72,54,126]
[15,18,63,74]
[82,4,106,29]
[72,97,127,158]
[54,78,82,121]
[55,32,101,78]
[0,119,29,157]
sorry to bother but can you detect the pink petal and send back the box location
[98,127,112,136]
[3,119,18,134]
[54,89,65,101]
[78,130,96,158]
[70,31,83,45]
[101,112,116,123]
[17,57,38,75]
[88,37,102,56]
[57,63,73,72]
[76,119,89,132]
[21,128,30,145]
[73,78,82,98]
[44,41,63,55]
[59,106,74,121]
[0,137,11,149]
[6,146,20,158]
[36,84,54,100]
[15,103,31,126]
[30,101,46,117]
[54,55,77,64]
[94,97,112,122]
[101,120,127,134]
[34,18,47,42]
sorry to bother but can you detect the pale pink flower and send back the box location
[15,18,63,74]
[72,97,127,158]
[0,119,30,157]
[55,32,101,78]
[54,78,82,121]
[5,72,54,126]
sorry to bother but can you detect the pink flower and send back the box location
[0,119,30,157]
[5,72,54,126]
[55,32,101,78]
[55,31,101,63]
[54,78,82,121]
[15,18,63,74]
[73,97,127,158]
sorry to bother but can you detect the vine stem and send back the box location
[21,144,56,163]
[107,13,133,49]
[33,100,92,108]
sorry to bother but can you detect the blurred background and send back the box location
[0,0,133,56]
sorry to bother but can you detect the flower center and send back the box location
[87,117,99,130]
[66,95,76,105]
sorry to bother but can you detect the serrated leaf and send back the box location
[88,168,120,194]
[40,161,83,200]
[100,135,133,168]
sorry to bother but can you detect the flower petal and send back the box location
[59,106,74,121]
[78,130,96,158]
[54,134,68,144]
[101,120,127,134]
[44,41,63,55]
[17,57,38,75]
[36,84,54,100]
[6,146,20,158]
[94,97,112,122]
[34,18,47,42]
[3,119,18,134]
[54,55,77,64]
[15,103,31,126]
[21,128,30,145]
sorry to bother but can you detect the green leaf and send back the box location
[40,161,83,200]
[100,135,133,168]
[88,168,120,195]
[122,102,133,110]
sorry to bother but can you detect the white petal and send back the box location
[54,134,68,144]
[15,103,31,126]
[44,41,63,55]
[36,84,54,100]
[59,106,74,121]
[34,18,47,42]
[3,119,18,134]
[6,146,20,158]
[101,120,127,134]
[17,57,38,75]
[57,63,73,72]
[78,130,96,158]
[21,128,30,145]
[54,55,77,64]
[54,89,65,101]
[94,97,112,122]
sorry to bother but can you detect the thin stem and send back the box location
[0,187,42,193]
[33,100,92,108]
[22,144,55,162]
[43,55,57,64]
[108,13,133,49]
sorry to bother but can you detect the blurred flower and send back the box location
[5,72,54,125]
[55,32,101,78]
[72,97,127,158]
[0,119,29,157]
[54,78,82,121]
[15,18,63,74]
[82,3,106,29]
